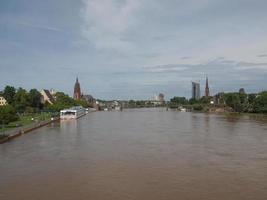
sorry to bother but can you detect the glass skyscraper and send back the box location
[192,82,200,100]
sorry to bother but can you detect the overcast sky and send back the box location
[0,0,267,99]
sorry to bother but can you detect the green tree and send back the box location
[13,88,29,112]
[75,99,88,108]
[55,92,75,106]
[3,85,16,104]
[189,98,198,105]
[28,89,42,109]
[136,100,145,107]
[252,92,267,113]
[0,105,18,124]
[239,93,247,104]
[170,97,188,105]
[199,96,212,104]
[169,96,188,108]
[45,92,76,112]
[192,104,204,111]
[128,100,136,108]
[224,93,244,112]
[248,94,256,104]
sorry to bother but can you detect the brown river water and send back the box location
[1,108,267,200]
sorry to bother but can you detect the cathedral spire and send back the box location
[73,77,81,100]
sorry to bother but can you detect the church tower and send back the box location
[73,77,81,100]
[205,76,210,97]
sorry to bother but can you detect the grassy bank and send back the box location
[0,112,56,133]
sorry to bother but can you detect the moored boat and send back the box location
[60,106,86,120]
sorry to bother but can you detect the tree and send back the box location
[0,105,18,124]
[3,85,16,104]
[239,93,247,104]
[224,93,244,112]
[55,92,75,106]
[136,100,145,107]
[45,92,76,112]
[248,94,256,104]
[75,99,88,108]
[169,96,188,108]
[252,92,267,113]
[192,104,204,111]
[189,98,198,105]
[128,100,136,108]
[170,97,188,105]
[28,89,42,109]
[199,96,212,104]
[13,88,29,113]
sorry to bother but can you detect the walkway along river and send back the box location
[1,108,267,200]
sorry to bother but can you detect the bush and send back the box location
[0,105,19,124]
[253,92,267,113]
[192,104,204,111]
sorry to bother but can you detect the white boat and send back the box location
[114,106,122,111]
[60,106,86,120]
[180,108,186,112]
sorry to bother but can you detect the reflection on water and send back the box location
[60,119,77,132]
[0,109,267,200]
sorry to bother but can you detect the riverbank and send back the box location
[0,112,55,133]
[0,117,59,144]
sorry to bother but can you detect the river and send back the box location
[1,108,267,200]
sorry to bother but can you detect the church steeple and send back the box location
[205,76,210,97]
[73,77,81,100]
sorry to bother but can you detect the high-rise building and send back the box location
[192,82,200,100]
[205,76,210,97]
[73,77,81,100]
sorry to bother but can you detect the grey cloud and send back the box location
[180,56,191,60]
[17,21,63,32]
[135,53,160,58]
[258,54,267,58]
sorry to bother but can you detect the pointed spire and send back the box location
[73,77,81,100]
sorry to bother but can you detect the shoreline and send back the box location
[0,117,60,144]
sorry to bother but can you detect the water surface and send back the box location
[1,108,267,200]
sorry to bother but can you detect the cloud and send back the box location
[81,0,141,50]
[144,64,189,73]
[180,56,191,60]
[17,21,63,32]
[258,54,267,58]
[235,61,267,70]
[143,58,267,75]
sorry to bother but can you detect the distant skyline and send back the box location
[1,0,267,99]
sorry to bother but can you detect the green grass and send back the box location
[0,113,54,133]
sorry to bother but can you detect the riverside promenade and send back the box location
[0,117,59,144]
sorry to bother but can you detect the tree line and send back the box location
[0,85,88,124]
[169,91,267,113]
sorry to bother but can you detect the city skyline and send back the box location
[1,0,267,99]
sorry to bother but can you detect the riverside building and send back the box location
[0,96,7,106]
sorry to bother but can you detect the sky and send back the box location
[0,0,267,100]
